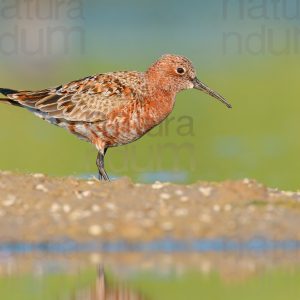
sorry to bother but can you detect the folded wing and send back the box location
[3,72,144,123]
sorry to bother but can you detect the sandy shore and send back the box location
[0,171,299,243]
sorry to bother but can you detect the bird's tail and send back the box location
[0,88,20,105]
[0,88,19,96]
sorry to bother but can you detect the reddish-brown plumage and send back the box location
[0,54,231,181]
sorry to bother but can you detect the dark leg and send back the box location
[96,148,110,181]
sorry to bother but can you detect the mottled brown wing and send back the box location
[7,72,145,122]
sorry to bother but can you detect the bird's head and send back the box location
[147,54,232,108]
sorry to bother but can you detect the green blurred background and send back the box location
[0,0,299,190]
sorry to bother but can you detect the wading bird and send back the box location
[0,54,231,181]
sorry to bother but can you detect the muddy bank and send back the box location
[0,171,299,243]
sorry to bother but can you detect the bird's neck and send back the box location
[145,68,177,96]
[143,72,177,124]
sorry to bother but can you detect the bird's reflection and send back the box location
[72,266,147,300]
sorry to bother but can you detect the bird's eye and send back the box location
[176,67,186,75]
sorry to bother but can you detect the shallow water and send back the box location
[2,238,300,253]
[1,240,300,300]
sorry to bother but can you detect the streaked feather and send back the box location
[3,72,147,123]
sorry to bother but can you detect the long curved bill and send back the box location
[193,77,232,109]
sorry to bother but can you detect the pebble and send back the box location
[268,188,279,193]
[213,204,221,212]
[174,208,188,217]
[33,173,45,179]
[75,190,91,200]
[199,187,213,197]
[161,221,174,231]
[50,203,60,213]
[88,225,103,236]
[282,191,294,197]
[243,178,251,185]
[82,190,91,197]
[63,205,71,213]
[87,181,95,186]
[75,191,83,200]
[105,202,117,211]
[35,184,48,193]
[69,210,91,220]
[160,193,171,200]
[152,181,164,190]
[2,171,11,175]
[180,196,189,202]
[175,190,184,196]
[2,195,17,207]
[92,205,101,212]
